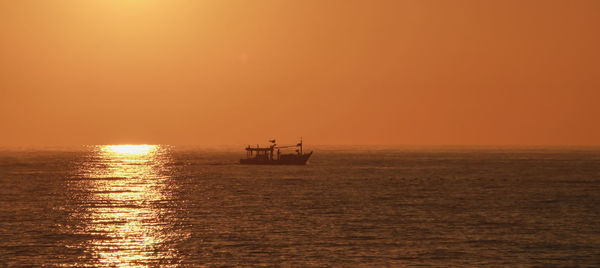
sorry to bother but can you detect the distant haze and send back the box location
[1,0,599,146]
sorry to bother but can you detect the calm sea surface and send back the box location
[1,145,599,266]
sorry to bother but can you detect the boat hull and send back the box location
[240,152,312,165]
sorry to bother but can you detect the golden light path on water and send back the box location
[75,144,181,267]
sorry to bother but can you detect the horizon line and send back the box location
[1,143,600,149]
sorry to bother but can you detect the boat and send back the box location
[240,138,313,165]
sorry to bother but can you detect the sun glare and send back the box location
[77,144,178,266]
[102,144,157,156]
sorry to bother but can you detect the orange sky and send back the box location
[1,0,599,146]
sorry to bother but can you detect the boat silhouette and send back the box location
[240,138,312,165]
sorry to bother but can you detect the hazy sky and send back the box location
[1,0,599,146]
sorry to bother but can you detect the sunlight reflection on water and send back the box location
[72,145,181,267]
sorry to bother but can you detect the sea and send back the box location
[0,145,599,267]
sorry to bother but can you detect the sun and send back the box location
[101,144,157,156]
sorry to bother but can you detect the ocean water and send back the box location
[0,145,599,267]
